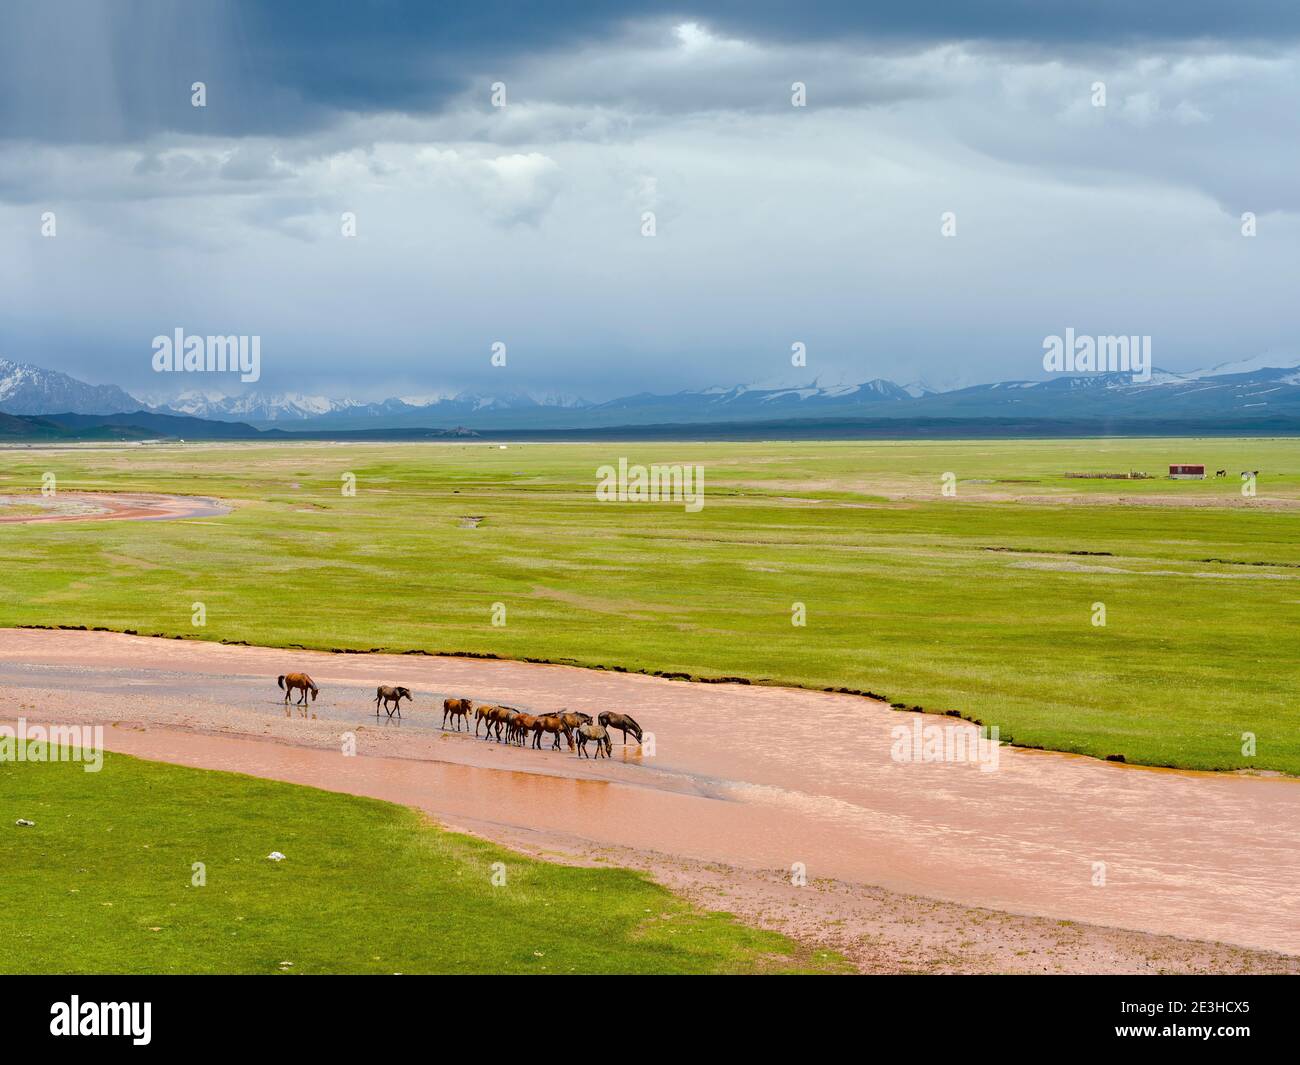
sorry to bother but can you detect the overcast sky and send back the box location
[2,1,1299,400]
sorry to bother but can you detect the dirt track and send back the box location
[2,627,1297,973]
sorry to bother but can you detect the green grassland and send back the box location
[0,749,837,974]
[1,437,1298,773]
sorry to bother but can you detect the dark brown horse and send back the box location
[576,723,612,759]
[376,685,412,718]
[597,711,642,745]
[278,672,318,705]
[442,697,473,731]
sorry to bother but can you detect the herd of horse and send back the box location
[276,672,644,759]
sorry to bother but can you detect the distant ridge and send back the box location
[5,354,1300,433]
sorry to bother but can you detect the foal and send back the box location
[375,685,412,718]
[442,697,473,731]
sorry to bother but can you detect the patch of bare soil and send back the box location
[0,492,231,524]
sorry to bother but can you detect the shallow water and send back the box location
[2,627,1297,953]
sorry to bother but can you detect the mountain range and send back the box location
[4,354,1300,434]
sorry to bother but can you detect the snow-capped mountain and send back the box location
[0,358,144,416]
[7,353,1300,430]
[142,388,597,424]
[148,389,360,421]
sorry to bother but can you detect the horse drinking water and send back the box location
[278,673,318,706]
[597,711,643,745]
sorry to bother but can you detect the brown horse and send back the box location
[443,697,473,731]
[278,672,318,705]
[376,685,412,718]
[478,705,514,742]
[509,712,538,746]
[532,714,574,751]
[552,710,591,733]
[576,723,612,759]
[496,708,521,743]
[597,711,642,745]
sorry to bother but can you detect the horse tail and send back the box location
[277,675,286,690]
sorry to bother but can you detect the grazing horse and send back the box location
[532,714,574,751]
[442,697,473,731]
[278,672,318,706]
[576,723,612,759]
[1215,469,1227,477]
[375,685,412,718]
[597,711,643,745]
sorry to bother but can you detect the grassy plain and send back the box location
[0,750,836,974]
[1,437,1297,773]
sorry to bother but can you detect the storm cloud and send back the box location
[2,1,1298,400]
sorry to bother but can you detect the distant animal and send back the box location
[598,711,643,745]
[375,685,412,718]
[576,723,612,759]
[474,703,494,737]
[532,714,574,751]
[278,672,318,705]
[1215,469,1227,477]
[442,697,473,731]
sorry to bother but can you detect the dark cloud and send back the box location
[4,1,1299,142]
